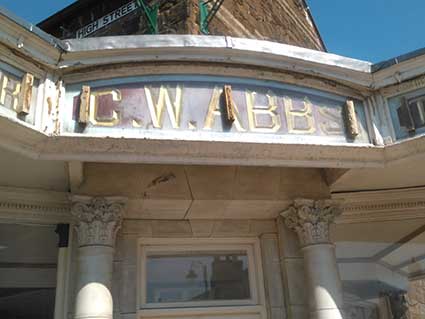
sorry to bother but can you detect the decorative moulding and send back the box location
[334,186,425,223]
[0,186,71,223]
[1,186,425,225]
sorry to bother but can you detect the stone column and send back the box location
[54,224,70,319]
[281,199,344,319]
[71,196,126,319]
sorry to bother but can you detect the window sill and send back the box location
[138,305,266,319]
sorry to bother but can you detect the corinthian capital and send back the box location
[70,196,127,247]
[280,199,342,247]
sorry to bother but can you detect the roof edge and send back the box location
[372,47,425,72]
[0,6,66,51]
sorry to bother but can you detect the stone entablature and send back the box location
[4,184,425,226]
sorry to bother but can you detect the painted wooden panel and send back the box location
[63,75,370,144]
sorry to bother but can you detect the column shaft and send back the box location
[302,244,343,319]
[281,199,344,319]
[75,246,115,319]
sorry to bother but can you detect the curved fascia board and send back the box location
[60,35,425,91]
[60,35,373,88]
[1,8,425,90]
[372,54,425,91]
[0,10,63,68]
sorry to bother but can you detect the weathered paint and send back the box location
[0,61,38,126]
[64,76,370,144]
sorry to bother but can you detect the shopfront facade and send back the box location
[2,4,425,319]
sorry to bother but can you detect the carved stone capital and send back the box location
[70,196,127,247]
[280,199,342,246]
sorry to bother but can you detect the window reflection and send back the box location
[146,252,251,304]
[332,219,425,319]
[0,224,58,319]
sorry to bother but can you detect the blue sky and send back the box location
[308,0,425,62]
[0,0,424,63]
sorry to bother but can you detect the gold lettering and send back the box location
[89,90,121,127]
[284,96,315,134]
[203,87,245,131]
[145,85,183,129]
[0,75,21,110]
[246,91,281,133]
[318,107,344,135]
[132,119,142,128]
[204,87,222,130]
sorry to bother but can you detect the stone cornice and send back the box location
[0,186,425,225]
[334,187,425,223]
[4,118,425,169]
[0,186,70,223]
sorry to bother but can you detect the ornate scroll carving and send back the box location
[71,196,126,247]
[223,85,236,123]
[79,85,90,124]
[344,99,359,138]
[281,199,342,246]
[16,73,34,115]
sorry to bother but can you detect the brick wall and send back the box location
[190,0,323,50]
[41,0,191,38]
[39,0,324,51]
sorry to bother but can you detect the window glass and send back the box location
[0,224,59,319]
[331,219,425,319]
[146,251,251,304]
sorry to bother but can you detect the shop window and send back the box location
[0,224,59,319]
[397,95,425,132]
[139,239,263,310]
[332,219,425,319]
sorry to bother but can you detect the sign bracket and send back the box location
[136,0,159,34]
[199,0,225,34]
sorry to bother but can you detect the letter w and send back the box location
[145,85,183,129]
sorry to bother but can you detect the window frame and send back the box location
[138,238,265,310]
